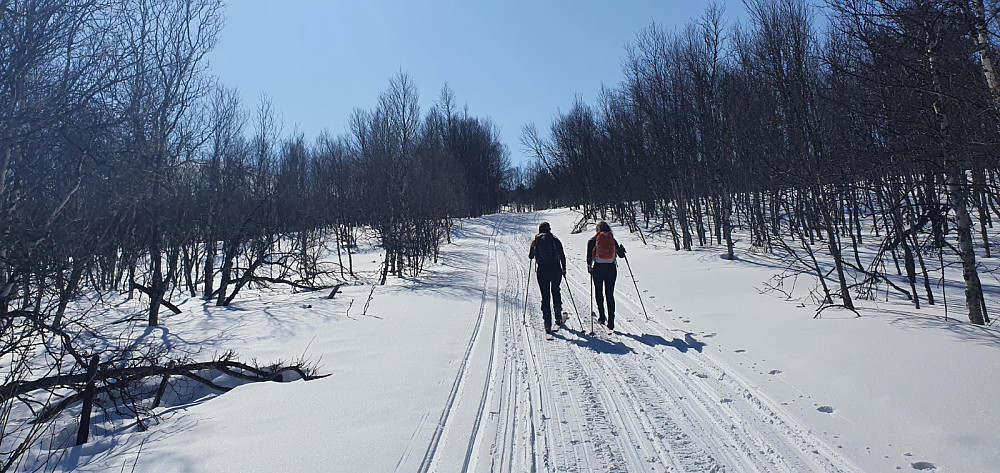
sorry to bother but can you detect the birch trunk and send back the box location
[971,0,1000,98]
[927,24,987,324]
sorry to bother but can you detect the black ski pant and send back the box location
[537,267,562,330]
[592,263,617,329]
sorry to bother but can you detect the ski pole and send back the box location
[562,272,584,331]
[523,259,533,325]
[623,255,649,321]
[589,269,595,335]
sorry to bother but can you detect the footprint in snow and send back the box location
[817,406,835,414]
[911,462,936,471]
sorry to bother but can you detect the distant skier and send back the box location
[529,222,566,334]
[587,221,626,331]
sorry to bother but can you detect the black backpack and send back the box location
[534,233,557,265]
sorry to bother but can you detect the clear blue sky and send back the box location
[208,1,747,167]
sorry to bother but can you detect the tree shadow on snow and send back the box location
[883,308,1000,348]
[449,213,537,241]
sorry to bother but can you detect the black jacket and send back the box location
[529,232,566,273]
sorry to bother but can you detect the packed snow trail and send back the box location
[406,212,858,473]
[31,208,1000,473]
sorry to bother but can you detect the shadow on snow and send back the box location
[618,332,707,353]
[554,327,631,355]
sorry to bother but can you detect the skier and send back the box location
[587,221,626,331]
[528,222,566,334]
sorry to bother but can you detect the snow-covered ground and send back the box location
[20,208,1000,472]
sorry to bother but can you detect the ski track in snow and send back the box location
[410,214,859,472]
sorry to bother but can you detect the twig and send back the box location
[362,285,376,316]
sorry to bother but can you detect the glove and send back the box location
[587,265,593,274]
[562,269,567,276]
[618,245,626,257]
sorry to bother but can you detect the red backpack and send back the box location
[593,232,617,264]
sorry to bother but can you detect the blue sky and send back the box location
[208,1,747,167]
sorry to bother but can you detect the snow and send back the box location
[16,208,1000,472]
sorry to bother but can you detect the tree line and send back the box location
[0,0,511,465]
[524,0,1000,325]
[0,0,513,325]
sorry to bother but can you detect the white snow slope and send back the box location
[25,208,1000,472]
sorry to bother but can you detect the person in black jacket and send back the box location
[528,222,566,334]
[587,221,626,330]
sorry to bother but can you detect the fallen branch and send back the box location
[814,303,862,319]
[249,276,336,292]
[326,283,344,299]
[131,283,182,314]
[3,356,329,416]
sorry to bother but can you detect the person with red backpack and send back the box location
[528,222,566,334]
[587,221,626,331]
